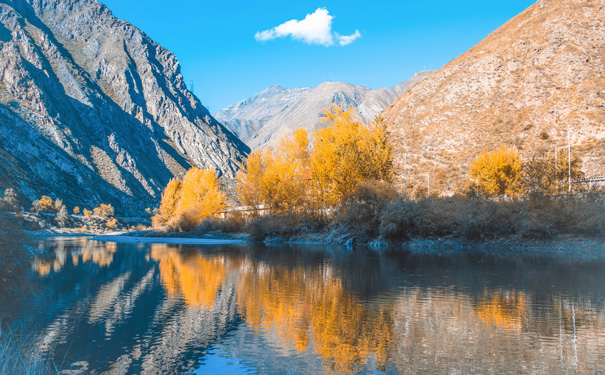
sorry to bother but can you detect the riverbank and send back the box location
[90,234,245,245]
[83,228,605,262]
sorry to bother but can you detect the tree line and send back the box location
[151,105,592,233]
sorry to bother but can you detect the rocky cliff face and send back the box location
[215,72,433,150]
[0,0,249,212]
[381,0,605,195]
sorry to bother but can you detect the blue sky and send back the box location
[100,0,536,113]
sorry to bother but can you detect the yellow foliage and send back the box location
[154,168,226,230]
[73,206,80,215]
[310,105,394,206]
[93,203,114,218]
[83,208,92,217]
[469,146,524,197]
[236,264,393,373]
[34,195,55,212]
[238,130,309,214]
[105,217,118,230]
[475,291,527,331]
[237,106,394,213]
[177,168,226,222]
[152,178,182,228]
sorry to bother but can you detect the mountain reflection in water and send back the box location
[2,237,605,374]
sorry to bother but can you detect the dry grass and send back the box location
[0,325,57,375]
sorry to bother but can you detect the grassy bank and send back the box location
[147,189,605,246]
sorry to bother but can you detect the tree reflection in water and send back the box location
[3,239,605,374]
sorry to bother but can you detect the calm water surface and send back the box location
[2,237,605,374]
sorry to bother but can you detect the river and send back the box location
[1,237,605,374]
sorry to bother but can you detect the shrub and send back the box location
[246,213,326,242]
[55,206,70,228]
[73,206,80,215]
[196,211,247,234]
[93,203,114,218]
[336,180,399,238]
[32,195,55,213]
[2,188,20,211]
[83,208,92,217]
[105,218,118,230]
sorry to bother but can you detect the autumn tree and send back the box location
[152,178,182,227]
[153,168,226,230]
[237,129,310,215]
[177,168,226,225]
[468,146,524,198]
[237,149,270,216]
[33,195,56,212]
[93,203,115,218]
[310,105,394,207]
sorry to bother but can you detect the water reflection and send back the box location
[2,239,605,374]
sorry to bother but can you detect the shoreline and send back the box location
[90,234,246,245]
[33,229,605,261]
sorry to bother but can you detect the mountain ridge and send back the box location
[215,71,434,150]
[0,0,249,212]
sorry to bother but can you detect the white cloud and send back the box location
[336,30,361,46]
[255,8,361,47]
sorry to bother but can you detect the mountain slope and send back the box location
[216,71,433,150]
[214,85,312,143]
[381,0,605,195]
[0,0,249,212]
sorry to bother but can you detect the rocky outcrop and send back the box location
[215,72,433,150]
[380,0,605,195]
[0,0,249,213]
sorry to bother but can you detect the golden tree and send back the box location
[153,168,226,230]
[310,105,394,207]
[152,178,182,227]
[469,146,524,197]
[176,168,226,228]
[237,148,272,215]
[238,130,310,215]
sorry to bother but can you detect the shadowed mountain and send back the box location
[0,0,249,212]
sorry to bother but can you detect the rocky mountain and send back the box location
[380,0,605,196]
[214,85,312,144]
[215,71,433,150]
[0,0,249,213]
